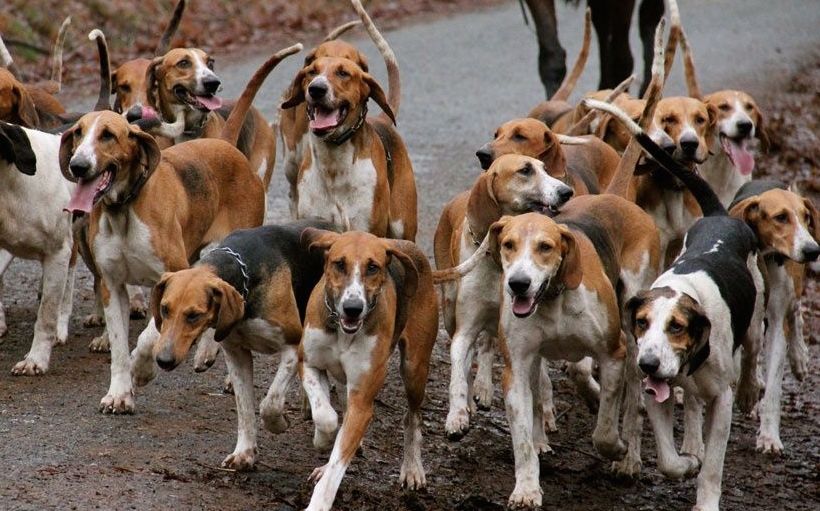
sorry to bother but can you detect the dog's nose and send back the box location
[308,82,328,100]
[557,186,574,204]
[507,275,531,295]
[156,352,177,371]
[69,160,91,178]
[736,120,753,137]
[680,136,700,157]
[125,105,143,123]
[202,77,221,95]
[639,354,661,375]
[342,299,364,319]
[476,146,493,170]
[802,244,820,262]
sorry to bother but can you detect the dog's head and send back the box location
[146,48,222,121]
[594,95,644,154]
[730,188,820,263]
[111,58,161,122]
[489,213,582,319]
[626,287,712,402]
[704,90,768,176]
[150,267,245,371]
[281,56,395,138]
[476,118,568,179]
[304,39,368,72]
[0,68,39,128]
[650,97,717,166]
[304,229,417,335]
[59,111,160,214]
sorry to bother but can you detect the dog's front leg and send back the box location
[192,328,221,372]
[592,354,627,461]
[0,249,15,340]
[567,356,601,412]
[11,244,72,376]
[682,391,705,461]
[131,319,160,387]
[260,344,299,434]
[540,359,557,432]
[303,364,337,452]
[694,387,733,511]
[647,394,700,479]
[445,320,483,440]
[100,281,134,413]
[472,334,496,411]
[221,341,257,471]
[757,305,787,454]
[56,256,76,345]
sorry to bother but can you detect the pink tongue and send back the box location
[310,109,339,130]
[722,138,755,176]
[642,376,671,403]
[65,173,105,214]
[195,95,223,111]
[140,105,159,121]
[512,296,536,316]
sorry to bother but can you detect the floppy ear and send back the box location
[540,129,567,179]
[150,272,173,331]
[385,240,420,300]
[281,67,308,109]
[625,293,647,337]
[685,301,712,376]
[557,225,583,290]
[487,216,512,265]
[128,126,161,178]
[210,279,245,342]
[752,103,770,152]
[12,83,39,128]
[0,123,37,175]
[302,227,340,254]
[729,197,761,229]
[705,103,719,143]
[804,198,820,240]
[58,124,79,182]
[110,69,119,95]
[363,73,395,125]
[144,57,163,112]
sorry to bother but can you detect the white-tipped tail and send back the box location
[88,29,104,41]
[323,20,361,42]
[583,99,643,136]
[556,134,589,145]
[432,233,491,284]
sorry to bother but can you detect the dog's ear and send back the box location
[804,197,820,240]
[58,124,79,182]
[705,102,719,143]
[110,69,118,95]
[540,129,567,179]
[363,73,395,125]
[385,240,420,300]
[12,83,39,128]
[144,56,164,112]
[729,197,761,230]
[302,227,340,254]
[751,103,770,152]
[0,123,37,175]
[625,292,648,337]
[150,272,173,331]
[557,224,583,290]
[281,67,308,109]
[684,298,712,376]
[487,216,512,266]
[128,126,161,177]
[210,278,245,342]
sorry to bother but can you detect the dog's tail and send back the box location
[551,8,592,102]
[601,19,665,199]
[679,28,703,99]
[587,99,726,217]
[0,31,21,77]
[662,0,681,83]
[88,30,112,112]
[323,20,361,42]
[221,44,303,147]
[565,74,634,136]
[432,233,491,284]
[349,0,401,119]
[47,17,71,93]
[155,0,187,55]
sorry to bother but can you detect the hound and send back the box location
[147,220,333,470]
[609,102,765,511]
[59,44,301,414]
[728,181,819,454]
[299,229,438,511]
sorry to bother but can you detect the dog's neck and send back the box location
[465,176,502,247]
[309,122,371,180]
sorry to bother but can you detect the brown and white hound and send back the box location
[58,44,301,414]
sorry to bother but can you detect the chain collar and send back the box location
[325,105,367,146]
[211,247,250,300]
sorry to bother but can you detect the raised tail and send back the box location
[221,43,303,146]
[565,74,634,136]
[88,30,112,112]
[679,28,703,99]
[432,233,491,284]
[323,20,361,42]
[349,0,401,119]
[601,18,666,198]
[551,7,592,102]
[0,32,21,77]
[662,0,681,83]
[155,0,187,55]
[49,17,71,92]
[587,99,726,217]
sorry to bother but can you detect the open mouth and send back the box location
[308,103,347,136]
[173,85,223,112]
[720,134,755,176]
[510,280,547,318]
[642,375,671,403]
[64,165,116,215]
[527,200,560,217]
[339,316,363,334]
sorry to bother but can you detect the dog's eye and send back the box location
[336,69,350,79]
[307,69,318,78]
[537,242,551,253]
[517,165,533,176]
[502,240,514,250]
[333,260,346,273]
[635,318,648,330]
[668,320,683,334]
[186,312,202,324]
[118,84,131,94]
[718,103,731,112]
[694,115,706,125]
[365,262,379,275]
[176,59,191,69]
[160,304,169,318]
[207,58,215,70]
[100,130,115,142]
[493,131,499,139]
[513,133,527,142]
[745,102,754,110]
[774,213,789,224]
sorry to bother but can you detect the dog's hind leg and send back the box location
[540,359,557,433]
[260,344,299,434]
[0,249,13,340]
[567,356,600,412]
[786,297,807,381]
[695,387,733,511]
[131,319,159,388]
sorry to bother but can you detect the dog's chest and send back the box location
[301,326,379,387]
[297,147,377,232]
[93,210,166,286]
[700,152,749,207]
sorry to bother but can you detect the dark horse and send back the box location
[525,0,664,97]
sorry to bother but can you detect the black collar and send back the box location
[324,105,367,146]
[108,150,154,210]
[538,276,566,303]
[210,247,250,300]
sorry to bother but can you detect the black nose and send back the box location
[342,299,364,319]
[125,105,143,123]
[803,245,820,262]
[69,161,90,178]
[680,137,699,156]
[639,354,660,376]
[507,275,531,295]
[308,82,328,100]
[736,120,753,137]
[557,186,574,204]
[156,353,177,371]
[202,78,221,95]
[476,147,493,170]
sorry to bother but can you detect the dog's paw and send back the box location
[260,404,289,434]
[507,483,542,509]
[472,376,494,411]
[88,334,110,353]
[221,449,256,471]
[533,438,553,456]
[129,294,148,320]
[660,454,700,480]
[611,455,642,479]
[756,432,783,455]
[444,407,471,441]
[593,433,626,462]
[193,338,220,373]
[399,457,427,490]
[131,358,157,388]
[222,375,234,395]
[11,356,48,376]
[99,392,135,414]
[309,464,328,484]
[83,314,105,328]
[787,341,808,382]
